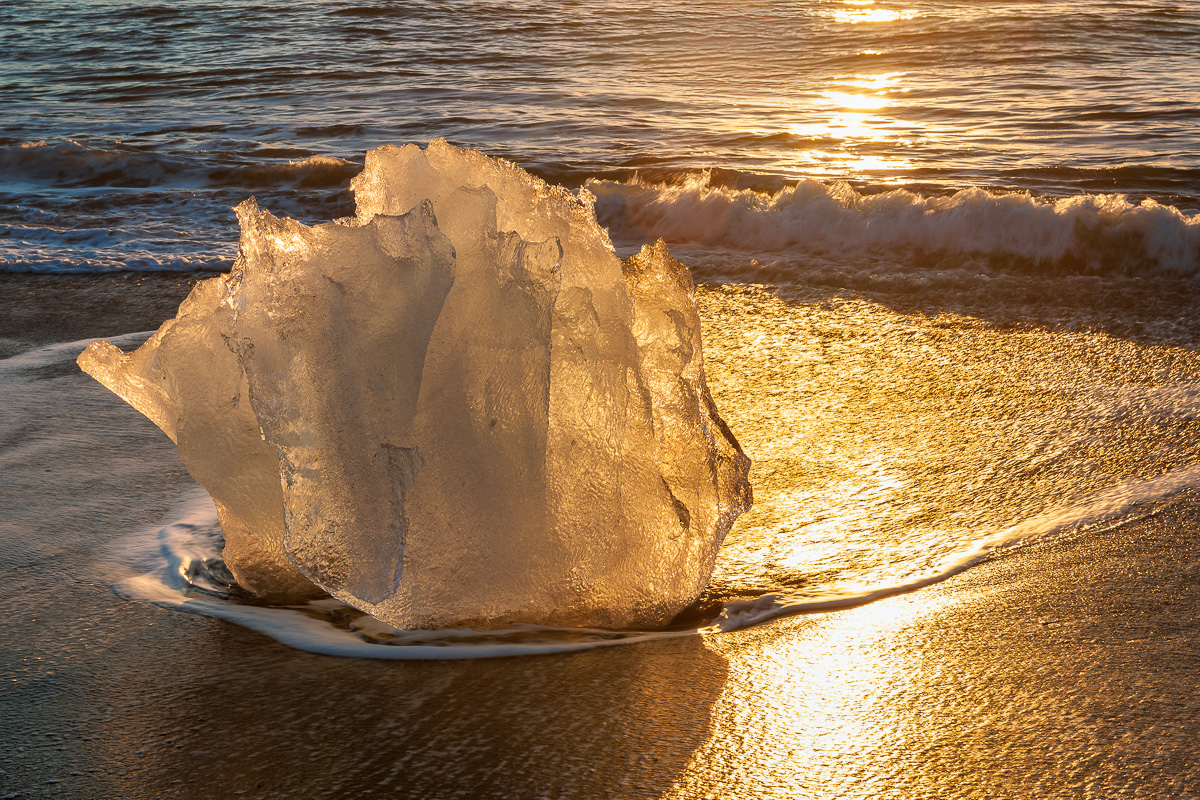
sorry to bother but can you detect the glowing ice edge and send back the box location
[0,332,155,371]
[119,463,1200,659]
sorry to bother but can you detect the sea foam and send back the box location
[592,175,1200,277]
[6,139,1199,279]
[114,488,692,660]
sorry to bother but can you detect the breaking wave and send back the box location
[0,141,361,273]
[6,140,1199,280]
[591,175,1200,277]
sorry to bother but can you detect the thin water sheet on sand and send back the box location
[2,276,1200,798]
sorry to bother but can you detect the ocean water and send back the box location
[4,0,1199,274]
[3,0,1200,653]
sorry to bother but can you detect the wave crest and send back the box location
[0,141,359,190]
[591,175,1200,277]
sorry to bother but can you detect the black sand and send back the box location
[2,276,1198,799]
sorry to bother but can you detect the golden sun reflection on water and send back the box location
[776,69,917,179]
[709,4,927,180]
[820,91,891,111]
[694,285,1200,607]
[839,72,905,93]
[826,0,919,25]
[667,589,960,799]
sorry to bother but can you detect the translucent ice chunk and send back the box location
[79,140,751,629]
[79,274,322,602]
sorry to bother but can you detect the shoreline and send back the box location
[2,472,1198,797]
[3,273,1199,797]
[0,271,206,359]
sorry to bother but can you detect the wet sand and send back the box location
[675,495,1200,799]
[4,465,1198,798]
[2,276,1198,799]
[0,272,203,359]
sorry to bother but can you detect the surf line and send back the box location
[713,462,1200,631]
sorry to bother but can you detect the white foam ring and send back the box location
[590,177,1200,277]
[713,462,1200,631]
[115,462,1200,658]
[0,331,155,373]
[115,489,692,660]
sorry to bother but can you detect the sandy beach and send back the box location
[2,276,1198,799]
[6,1,1200,796]
[0,273,203,359]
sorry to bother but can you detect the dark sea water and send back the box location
[2,0,1198,274]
